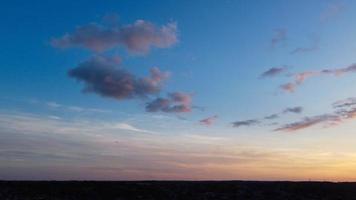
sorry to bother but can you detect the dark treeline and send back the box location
[1,181,356,200]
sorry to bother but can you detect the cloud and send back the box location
[320,2,344,23]
[232,119,259,128]
[51,17,178,53]
[283,106,303,114]
[234,106,303,128]
[111,122,156,134]
[294,71,319,84]
[274,114,341,132]
[280,64,356,93]
[68,56,169,100]
[264,114,279,120]
[333,97,356,108]
[275,97,356,132]
[200,115,218,126]
[280,82,297,93]
[290,35,319,54]
[321,64,356,76]
[260,66,288,78]
[271,29,287,47]
[145,92,192,113]
[46,101,109,113]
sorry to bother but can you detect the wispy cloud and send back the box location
[333,97,356,108]
[290,36,319,54]
[51,16,177,54]
[275,97,356,132]
[232,119,259,128]
[233,106,303,128]
[279,64,356,93]
[264,114,279,120]
[200,115,218,126]
[110,122,156,134]
[2,112,356,180]
[260,66,288,78]
[274,114,341,132]
[68,56,169,101]
[320,2,344,23]
[270,29,287,48]
[46,101,109,113]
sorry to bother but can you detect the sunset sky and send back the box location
[2,0,356,181]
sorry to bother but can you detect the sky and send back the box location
[2,0,356,181]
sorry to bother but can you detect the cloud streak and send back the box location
[260,66,288,78]
[52,18,177,53]
[232,119,259,128]
[290,37,319,54]
[279,64,356,93]
[275,97,356,132]
[233,106,303,128]
[274,114,341,132]
[320,2,344,23]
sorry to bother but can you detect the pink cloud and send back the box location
[200,115,218,126]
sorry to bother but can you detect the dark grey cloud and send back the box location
[283,106,303,114]
[51,18,177,53]
[68,56,169,100]
[274,114,340,132]
[260,66,288,78]
[145,92,192,113]
[232,119,259,128]
[264,114,279,120]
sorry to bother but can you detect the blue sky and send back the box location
[2,0,356,180]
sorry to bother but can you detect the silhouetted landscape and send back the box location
[1,181,356,200]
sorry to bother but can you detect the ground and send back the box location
[1,181,356,200]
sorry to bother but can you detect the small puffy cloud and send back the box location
[274,114,340,132]
[283,106,303,114]
[280,82,296,93]
[264,114,279,120]
[232,119,259,128]
[68,56,169,100]
[145,92,192,113]
[260,66,288,78]
[51,18,178,54]
[200,115,218,126]
[271,29,287,47]
[294,71,319,84]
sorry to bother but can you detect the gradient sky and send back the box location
[2,0,356,181]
